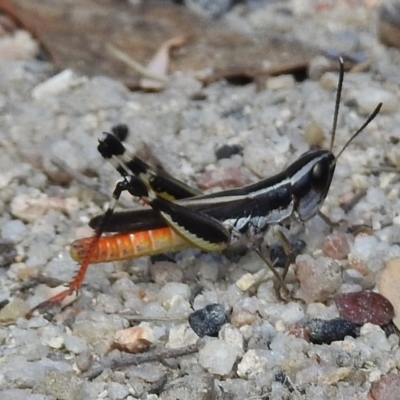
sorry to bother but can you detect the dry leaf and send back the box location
[0,0,318,86]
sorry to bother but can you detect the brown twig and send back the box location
[83,344,199,380]
[341,188,367,213]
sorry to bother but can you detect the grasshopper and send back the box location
[27,59,381,317]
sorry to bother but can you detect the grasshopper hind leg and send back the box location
[253,245,294,301]
[252,232,306,303]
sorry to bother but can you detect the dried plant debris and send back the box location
[85,344,199,380]
[108,34,193,92]
[335,291,394,327]
[0,0,318,86]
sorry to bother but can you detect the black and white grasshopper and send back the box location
[27,59,381,316]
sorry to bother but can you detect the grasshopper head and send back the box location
[288,149,336,222]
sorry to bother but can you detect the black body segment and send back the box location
[98,132,201,201]
[150,197,231,251]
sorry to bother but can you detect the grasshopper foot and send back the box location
[26,285,78,319]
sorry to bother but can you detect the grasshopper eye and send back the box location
[311,161,330,192]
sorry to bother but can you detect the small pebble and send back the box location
[378,258,400,330]
[166,296,192,318]
[148,261,183,284]
[266,75,295,90]
[305,318,358,344]
[295,255,342,303]
[64,335,89,354]
[237,349,270,379]
[350,87,399,116]
[47,336,65,349]
[106,382,130,400]
[351,235,378,261]
[0,240,17,267]
[126,364,165,383]
[32,69,85,100]
[198,339,238,375]
[219,324,244,355]
[167,324,198,349]
[196,165,246,190]
[369,372,400,400]
[303,120,325,147]
[1,219,26,242]
[287,323,310,341]
[198,260,219,282]
[259,302,305,325]
[236,269,273,292]
[188,303,229,337]
[319,71,340,90]
[184,0,234,19]
[215,144,243,160]
[94,293,123,314]
[158,282,191,304]
[308,56,332,81]
[112,325,155,354]
[41,370,80,400]
[160,375,215,400]
[0,30,39,60]
[378,2,400,50]
[0,298,30,323]
[76,351,93,372]
[72,311,128,349]
[11,194,73,223]
[141,302,167,319]
[359,323,391,353]
[335,291,394,326]
[230,307,257,328]
[322,231,350,260]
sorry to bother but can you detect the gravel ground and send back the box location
[2,1,400,399]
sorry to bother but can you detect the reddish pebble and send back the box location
[370,373,400,400]
[196,166,246,190]
[287,323,310,341]
[322,231,350,259]
[335,291,394,326]
[295,254,342,303]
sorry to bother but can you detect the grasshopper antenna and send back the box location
[336,102,382,160]
[330,57,345,151]
[330,58,382,159]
